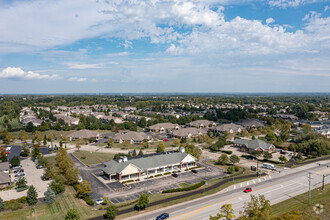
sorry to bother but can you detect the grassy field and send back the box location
[72,150,115,165]
[272,184,330,219]
[0,187,104,220]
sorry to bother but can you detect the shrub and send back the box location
[50,181,64,194]
[162,181,205,193]
[164,172,171,175]
[234,166,240,172]
[122,180,134,184]
[83,195,94,206]
[148,176,154,178]
[4,196,26,211]
[72,183,79,191]
[16,186,29,192]
[221,150,232,155]
[155,174,163,177]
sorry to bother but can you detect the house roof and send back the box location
[113,131,148,141]
[68,129,100,139]
[214,123,243,132]
[8,145,21,161]
[0,162,9,171]
[0,173,10,184]
[103,152,196,175]
[242,119,265,128]
[148,123,179,130]
[233,139,273,150]
[172,128,207,137]
[188,120,215,127]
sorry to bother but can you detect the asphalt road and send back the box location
[129,161,330,220]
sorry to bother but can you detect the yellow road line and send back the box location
[168,180,290,220]
[315,168,330,174]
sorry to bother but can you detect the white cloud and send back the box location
[65,63,103,69]
[106,52,131,57]
[325,5,330,12]
[266,18,275,25]
[0,67,60,80]
[269,0,323,8]
[68,77,87,82]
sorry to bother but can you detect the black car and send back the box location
[172,173,178,177]
[156,213,169,220]
[191,169,198,174]
[280,151,286,155]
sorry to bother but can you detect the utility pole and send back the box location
[322,174,325,190]
[308,172,312,205]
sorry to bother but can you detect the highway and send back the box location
[130,161,330,220]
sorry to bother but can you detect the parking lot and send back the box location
[0,159,51,201]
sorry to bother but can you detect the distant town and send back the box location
[0,95,329,219]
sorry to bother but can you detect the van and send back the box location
[262,163,276,170]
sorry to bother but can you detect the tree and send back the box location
[184,144,202,160]
[279,124,291,141]
[263,152,272,160]
[65,209,80,220]
[76,143,81,152]
[138,149,144,156]
[10,155,20,167]
[138,117,147,128]
[122,141,130,148]
[16,177,27,189]
[107,138,114,148]
[274,210,303,220]
[0,197,4,212]
[31,146,40,158]
[142,139,149,149]
[43,135,47,146]
[242,130,250,138]
[210,204,236,220]
[102,197,109,205]
[19,130,29,142]
[227,166,234,174]
[20,145,30,157]
[279,155,287,163]
[217,154,228,165]
[76,180,92,198]
[173,138,180,146]
[44,187,56,204]
[230,155,240,165]
[27,185,38,206]
[132,149,137,156]
[105,203,118,220]
[26,122,35,132]
[59,140,63,148]
[265,132,277,143]
[135,193,149,210]
[156,142,165,153]
[238,195,271,220]
[33,131,43,144]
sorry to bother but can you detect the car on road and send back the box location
[156,213,169,220]
[191,169,198,174]
[78,176,83,183]
[244,187,252,193]
[172,173,178,177]
[163,139,169,141]
[95,198,104,205]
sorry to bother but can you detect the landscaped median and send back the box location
[162,181,206,193]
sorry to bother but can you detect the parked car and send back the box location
[13,166,22,170]
[18,169,24,173]
[244,187,252,193]
[280,151,287,155]
[156,213,169,220]
[14,177,21,182]
[78,176,83,183]
[163,139,169,142]
[95,198,104,205]
[191,169,198,174]
[15,173,25,177]
[288,153,293,156]
[36,165,44,169]
[172,173,178,178]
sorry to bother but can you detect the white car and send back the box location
[78,176,83,183]
[95,199,104,205]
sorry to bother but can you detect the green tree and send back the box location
[44,187,56,204]
[43,135,47,146]
[135,193,149,210]
[102,197,109,205]
[33,131,42,144]
[138,117,147,128]
[279,124,291,141]
[227,166,234,174]
[0,197,4,212]
[184,144,202,160]
[105,203,118,220]
[229,155,240,165]
[238,195,271,220]
[132,149,137,156]
[16,177,27,189]
[76,143,81,152]
[122,141,130,148]
[173,138,180,146]
[31,146,40,158]
[76,180,92,198]
[20,145,30,157]
[26,122,35,132]
[242,130,250,138]
[26,185,38,206]
[18,130,29,142]
[263,152,272,160]
[138,149,144,156]
[217,154,228,165]
[107,138,114,148]
[65,209,80,220]
[10,155,20,167]
[142,139,149,148]
[279,155,287,163]
[265,132,277,143]
[210,204,236,220]
[156,142,165,153]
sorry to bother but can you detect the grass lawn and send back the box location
[0,187,104,220]
[73,150,115,165]
[271,184,330,219]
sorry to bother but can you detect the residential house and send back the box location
[67,129,101,141]
[0,173,10,188]
[233,139,276,154]
[316,129,330,138]
[54,114,80,126]
[212,123,244,133]
[148,123,180,133]
[187,120,216,128]
[242,119,265,128]
[0,162,9,173]
[172,128,207,138]
[99,116,123,124]
[113,131,150,144]
[273,114,299,121]
[102,151,197,182]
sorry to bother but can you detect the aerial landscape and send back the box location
[0,0,329,220]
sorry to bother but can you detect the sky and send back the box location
[0,0,330,94]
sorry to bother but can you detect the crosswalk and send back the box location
[224,175,272,192]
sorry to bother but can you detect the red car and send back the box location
[244,187,252,193]
[163,139,169,141]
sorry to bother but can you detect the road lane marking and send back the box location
[247,182,249,186]
[168,180,291,220]
[240,184,242,187]
[269,176,272,179]
[258,179,261,182]
[234,185,236,189]
[315,168,330,174]
[253,180,256,184]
